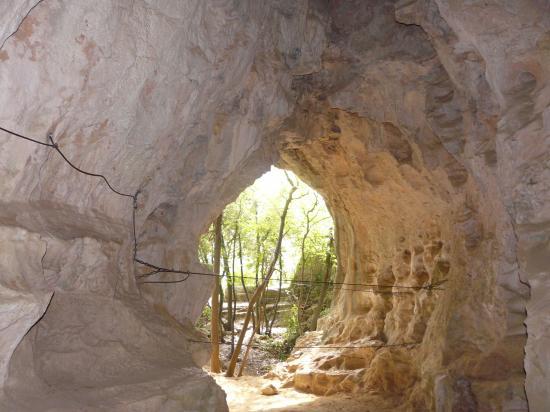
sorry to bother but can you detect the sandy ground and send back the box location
[216,328,287,375]
[212,374,396,412]
[206,318,400,411]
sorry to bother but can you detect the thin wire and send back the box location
[0,126,54,147]
[188,339,419,350]
[140,278,441,293]
[139,273,191,284]
[0,126,194,279]
[48,134,134,198]
[138,271,447,291]
[0,125,430,370]
[0,125,447,294]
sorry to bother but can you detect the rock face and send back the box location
[0,0,324,410]
[0,0,548,411]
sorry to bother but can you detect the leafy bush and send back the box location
[260,337,293,361]
[319,305,331,319]
[282,304,301,350]
[195,305,212,334]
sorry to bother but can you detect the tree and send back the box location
[310,234,334,330]
[266,253,284,336]
[296,194,319,334]
[225,182,298,377]
[210,214,223,373]
[198,167,336,365]
[221,235,232,333]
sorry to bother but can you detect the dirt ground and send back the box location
[207,335,400,412]
[210,324,288,375]
[205,319,400,411]
[212,374,398,412]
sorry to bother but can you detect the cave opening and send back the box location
[195,166,341,405]
[0,1,546,411]
[193,145,458,412]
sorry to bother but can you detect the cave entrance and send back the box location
[196,166,339,409]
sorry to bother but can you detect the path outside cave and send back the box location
[212,374,398,412]
[205,327,400,412]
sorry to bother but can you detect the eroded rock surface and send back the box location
[0,0,325,410]
[0,0,548,411]
[269,2,541,409]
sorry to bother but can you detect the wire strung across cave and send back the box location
[138,271,446,293]
[0,125,447,294]
[188,339,420,351]
[189,339,421,363]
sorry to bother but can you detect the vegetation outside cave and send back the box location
[196,166,336,376]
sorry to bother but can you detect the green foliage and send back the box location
[198,228,214,266]
[283,304,301,348]
[199,167,334,284]
[260,337,294,362]
[195,305,212,334]
[197,166,336,345]
[256,304,302,361]
[319,305,331,319]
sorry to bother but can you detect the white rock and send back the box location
[261,383,279,396]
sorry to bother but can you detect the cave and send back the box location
[0,1,548,411]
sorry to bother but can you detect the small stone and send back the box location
[260,383,279,396]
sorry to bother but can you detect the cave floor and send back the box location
[206,323,401,411]
[209,339,397,411]
[213,374,396,412]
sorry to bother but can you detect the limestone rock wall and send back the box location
[398,2,550,409]
[274,1,547,410]
[0,0,326,410]
[0,0,548,411]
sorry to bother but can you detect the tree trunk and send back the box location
[310,235,334,331]
[230,221,238,356]
[267,253,284,336]
[254,201,261,288]
[231,272,237,356]
[237,329,256,377]
[219,280,225,342]
[296,198,317,335]
[225,185,297,377]
[256,248,266,333]
[221,236,232,332]
[254,231,269,334]
[210,214,223,373]
[238,232,250,302]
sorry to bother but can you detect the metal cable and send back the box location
[138,271,447,291]
[0,126,186,277]
[47,134,134,198]
[0,126,54,147]
[0,125,447,294]
[188,339,419,350]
